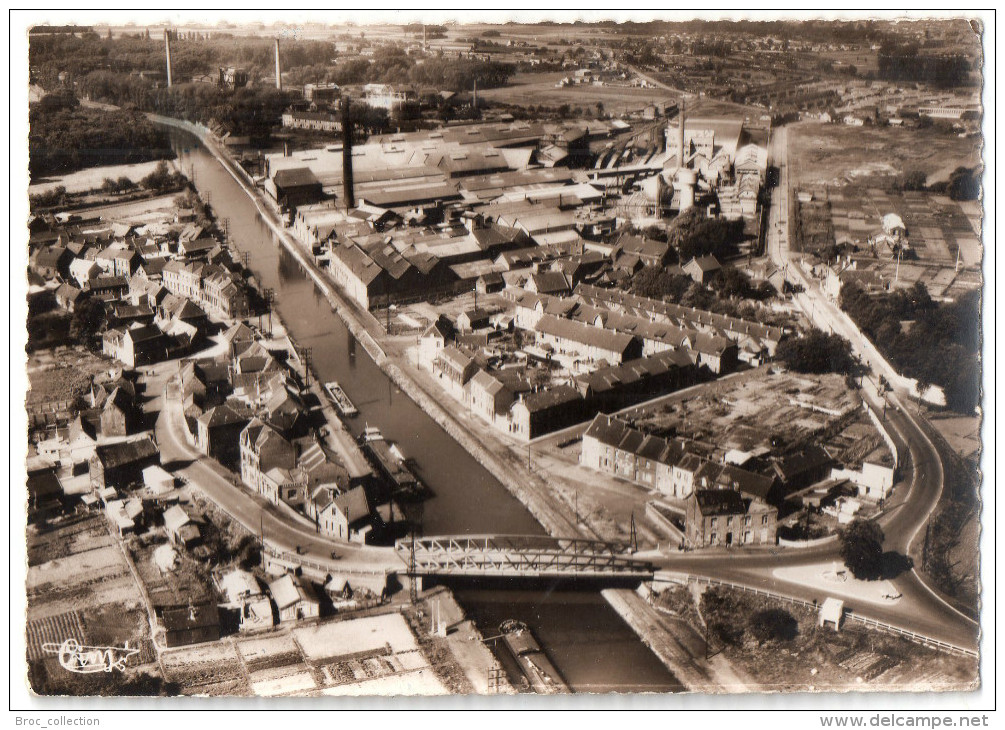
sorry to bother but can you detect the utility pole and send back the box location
[409,528,418,604]
[300,346,312,388]
[262,288,275,333]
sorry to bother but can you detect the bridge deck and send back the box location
[395,535,654,579]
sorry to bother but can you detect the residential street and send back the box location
[154,387,399,575]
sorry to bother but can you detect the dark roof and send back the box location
[93,437,159,469]
[517,384,583,414]
[162,603,220,632]
[583,413,632,448]
[273,167,321,190]
[775,445,833,481]
[694,488,747,516]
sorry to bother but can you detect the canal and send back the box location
[166,127,682,693]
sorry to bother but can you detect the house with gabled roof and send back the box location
[685,488,777,548]
[305,484,372,541]
[683,255,722,285]
[268,573,320,623]
[507,385,586,441]
[195,403,250,469]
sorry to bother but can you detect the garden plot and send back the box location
[293,613,418,663]
[251,670,318,697]
[237,634,302,670]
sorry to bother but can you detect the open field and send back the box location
[788,120,981,189]
[29,160,169,196]
[477,72,678,116]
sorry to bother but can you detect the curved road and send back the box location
[699,120,982,650]
[154,381,399,575]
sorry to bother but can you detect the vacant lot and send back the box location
[29,160,170,196]
[27,347,112,407]
[788,121,981,189]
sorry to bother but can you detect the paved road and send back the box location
[154,384,399,575]
[726,121,982,649]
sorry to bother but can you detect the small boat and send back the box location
[497,620,566,694]
[323,381,358,417]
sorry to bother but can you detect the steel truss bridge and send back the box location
[394,535,654,581]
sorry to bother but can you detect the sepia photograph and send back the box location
[11,8,995,716]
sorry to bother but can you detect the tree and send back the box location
[775,329,855,375]
[69,296,106,345]
[839,518,885,580]
[748,608,798,642]
[947,167,980,202]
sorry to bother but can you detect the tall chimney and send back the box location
[677,96,685,168]
[472,79,477,110]
[342,96,355,211]
[164,30,173,88]
[274,38,282,90]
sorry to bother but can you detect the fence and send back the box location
[654,571,977,659]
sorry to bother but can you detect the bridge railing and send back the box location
[397,535,653,576]
[656,572,977,659]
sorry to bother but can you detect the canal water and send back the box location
[167,127,682,693]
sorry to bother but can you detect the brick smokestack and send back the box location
[165,30,173,88]
[342,97,355,211]
[274,38,282,90]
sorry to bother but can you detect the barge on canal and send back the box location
[360,426,429,501]
[497,619,566,694]
[324,381,359,417]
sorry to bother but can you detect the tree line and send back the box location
[840,280,981,412]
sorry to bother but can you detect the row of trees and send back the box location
[877,41,973,88]
[840,281,981,412]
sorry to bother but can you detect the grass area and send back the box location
[788,120,982,189]
[673,584,978,692]
[477,71,679,116]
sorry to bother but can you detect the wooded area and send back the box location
[28,96,173,180]
[840,281,981,412]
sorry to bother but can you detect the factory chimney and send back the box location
[164,29,173,88]
[472,79,477,110]
[677,96,685,168]
[342,96,355,211]
[274,38,282,90]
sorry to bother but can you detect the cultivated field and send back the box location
[25,515,161,694]
[788,120,982,189]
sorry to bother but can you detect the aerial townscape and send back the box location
[21,14,985,700]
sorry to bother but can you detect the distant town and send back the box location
[24,16,982,698]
